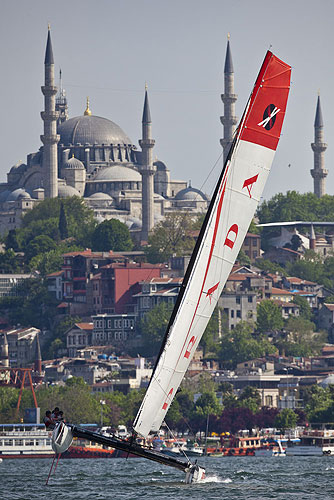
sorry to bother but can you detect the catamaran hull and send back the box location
[185,464,206,483]
[52,422,73,454]
[51,423,206,483]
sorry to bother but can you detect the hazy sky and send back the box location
[1,0,334,200]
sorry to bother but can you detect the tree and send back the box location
[25,235,57,262]
[144,213,195,263]
[292,296,312,321]
[5,229,20,251]
[238,386,261,413]
[138,302,174,357]
[0,278,59,331]
[218,322,277,369]
[91,219,133,252]
[59,202,68,239]
[216,407,255,434]
[0,249,22,273]
[274,409,298,432]
[200,306,224,356]
[257,300,284,333]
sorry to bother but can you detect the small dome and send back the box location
[58,185,81,198]
[319,375,334,388]
[93,165,141,182]
[64,157,85,170]
[175,187,208,201]
[127,217,142,229]
[17,192,31,199]
[89,192,113,200]
[7,188,31,201]
[58,115,133,146]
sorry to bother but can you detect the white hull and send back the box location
[286,446,334,457]
[255,448,286,457]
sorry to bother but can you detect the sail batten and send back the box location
[133,50,291,438]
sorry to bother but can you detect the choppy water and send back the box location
[1,456,334,500]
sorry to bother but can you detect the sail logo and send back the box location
[258,104,280,130]
[162,388,174,410]
[206,282,220,304]
[242,174,259,198]
[184,336,197,359]
[224,224,238,249]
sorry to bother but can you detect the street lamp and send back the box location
[100,399,106,427]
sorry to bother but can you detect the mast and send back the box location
[133,51,291,438]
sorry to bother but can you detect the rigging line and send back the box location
[163,420,191,463]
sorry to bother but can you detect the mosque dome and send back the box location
[93,165,141,182]
[319,375,334,387]
[7,188,31,201]
[89,192,113,200]
[175,187,208,201]
[58,185,81,198]
[58,115,133,146]
[63,156,85,170]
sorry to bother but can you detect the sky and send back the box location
[0,0,334,201]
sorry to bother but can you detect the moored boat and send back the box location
[286,427,334,456]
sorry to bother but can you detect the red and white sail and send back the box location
[133,51,291,437]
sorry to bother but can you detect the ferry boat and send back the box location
[286,427,334,456]
[0,423,116,459]
[0,423,54,459]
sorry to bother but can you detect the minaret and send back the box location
[56,69,68,127]
[139,86,156,242]
[310,224,316,250]
[311,94,328,197]
[0,333,9,367]
[41,26,59,198]
[34,333,42,374]
[220,35,238,163]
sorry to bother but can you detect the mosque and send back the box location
[0,29,210,240]
[0,30,326,241]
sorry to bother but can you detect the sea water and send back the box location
[0,455,333,500]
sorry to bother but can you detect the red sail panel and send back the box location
[240,51,291,151]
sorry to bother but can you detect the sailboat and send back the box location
[52,49,291,483]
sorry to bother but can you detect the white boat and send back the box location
[0,423,53,459]
[286,428,334,456]
[52,49,291,483]
[255,440,286,457]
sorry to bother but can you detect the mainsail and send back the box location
[133,51,291,438]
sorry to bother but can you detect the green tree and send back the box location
[25,235,57,262]
[200,306,225,356]
[292,296,312,321]
[0,249,22,273]
[238,386,261,413]
[138,302,174,357]
[91,219,133,252]
[59,202,68,239]
[144,213,195,263]
[257,300,284,333]
[5,229,20,251]
[274,408,298,432]
[218,322,277,369]
[0,278,59,331]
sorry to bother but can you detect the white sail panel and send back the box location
[133,51,291,437]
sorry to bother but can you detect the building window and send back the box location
[236,296,241,304]
[248,296,253,303]
[231,310,234,318]
[237,310,241,318]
